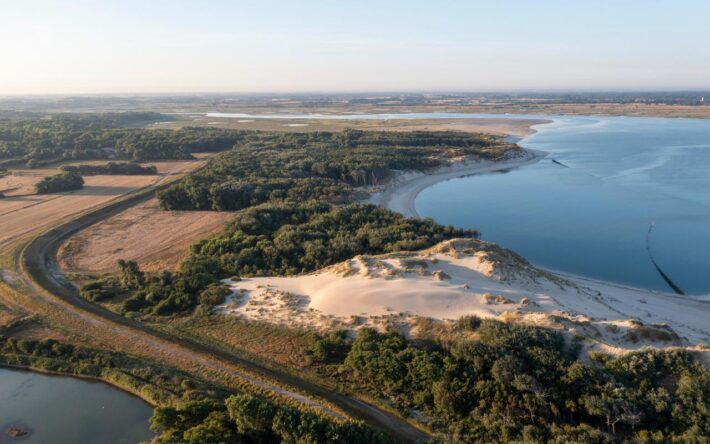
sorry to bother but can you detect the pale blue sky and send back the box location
[1,0,709,94]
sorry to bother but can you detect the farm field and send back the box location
[59,197,230,273]
[0,157,211,248]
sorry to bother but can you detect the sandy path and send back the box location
[373,148,548,218]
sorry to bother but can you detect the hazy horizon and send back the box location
[3,0,710,94]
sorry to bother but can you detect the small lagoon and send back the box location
[0,368,153,444]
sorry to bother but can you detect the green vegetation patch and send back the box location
[0,113,252,165]
[310,320,710,443]
[61,162,158,175]
[158,129,513,211]
[34,171,84,194]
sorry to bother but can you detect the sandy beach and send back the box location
[371,148,549,218]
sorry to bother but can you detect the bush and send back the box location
[79,282,120,302]
[35,171,84,194]
[455,314,482,331]
[198,284,231,307]
[311,330,351,363]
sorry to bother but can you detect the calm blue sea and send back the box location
[417,116,710,295]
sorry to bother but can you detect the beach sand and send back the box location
[370,148,549,218]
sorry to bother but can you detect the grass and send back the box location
[163,314,317,369]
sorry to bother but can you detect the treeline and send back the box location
[152,393,393,444]
[0,335,218,406]
[0,113,253,164]
[61,162,157,175]
[84,203,473,316]
[194,202,475,276]
[312,320,710,443]
[35,171,84,194]
[0,336,389,443]
[158,129,514,211]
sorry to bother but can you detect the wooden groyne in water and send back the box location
[646,223,685,295]
[551,159,570,168]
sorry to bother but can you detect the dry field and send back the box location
[0,167,61,196]
[0,175,157,246]
[0,157,211,249]
[59,198,230,273]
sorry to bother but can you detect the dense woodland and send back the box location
[0,113,250,166]
[157,130,513,211]
[34,171,84,194]
[313,321,710,443]
[61,162,157,175]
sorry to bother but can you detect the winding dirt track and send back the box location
[16,180,429,443]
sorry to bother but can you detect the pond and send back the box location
[0,368,153,444]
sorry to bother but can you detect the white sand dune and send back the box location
[221,239,710,352]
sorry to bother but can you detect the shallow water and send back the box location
[0,368,153,444]
[416,116,710,295]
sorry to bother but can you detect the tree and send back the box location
[117,259,145,289]
[198,284,231,307]
[225,394,276,434]
[582,383,633,434]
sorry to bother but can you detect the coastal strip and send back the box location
[373,148,548,218]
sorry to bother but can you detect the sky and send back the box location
[1,0,710,94]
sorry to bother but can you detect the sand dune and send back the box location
[220,239,710,353]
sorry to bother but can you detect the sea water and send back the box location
[417,115,710,295]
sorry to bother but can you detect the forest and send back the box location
[312,321,710,443]
[157,129,513,211]
[0,113,252,165]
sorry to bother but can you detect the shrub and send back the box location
[35,171,84,194]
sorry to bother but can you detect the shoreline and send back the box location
[372,127,710,303]
[373,147,549,218]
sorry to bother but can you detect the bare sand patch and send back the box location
[59,198,231,273]
[366,118,549,137]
